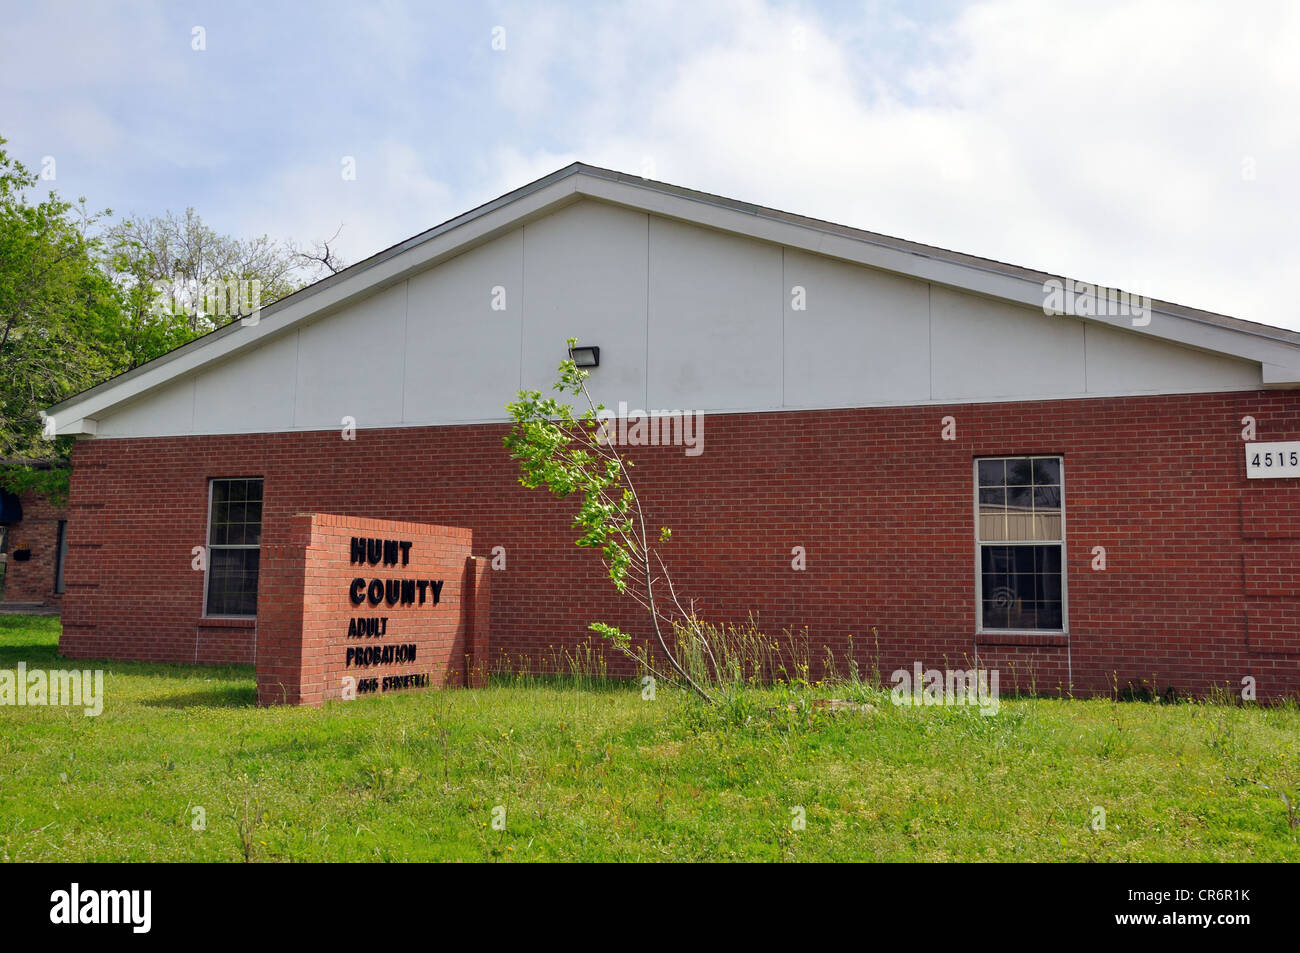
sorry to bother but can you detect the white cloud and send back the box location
[9,0,1297,329]
[229,140,455,267]
[491,0,1300,327]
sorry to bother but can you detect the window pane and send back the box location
[1005,459,1034,486]
[1031,513,1062,540]
[54,520,68,594]
[1033,485,1061,510]
[1037,602,1063,629]
[1032,458,1060,485]
[206,548,260,616]
[980,544,1063,631]
[978,460,1005,487]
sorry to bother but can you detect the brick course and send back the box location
[58,389,1300,698]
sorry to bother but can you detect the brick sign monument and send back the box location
[255,514,490,706]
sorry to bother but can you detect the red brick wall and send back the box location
[255,513,484,706]
[1,490,66,607]
[466,555,491,688]
[59,389,1300,698]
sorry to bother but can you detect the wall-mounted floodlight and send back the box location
[569,345,600,368]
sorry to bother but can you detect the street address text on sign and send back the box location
[1245,441,1300,479]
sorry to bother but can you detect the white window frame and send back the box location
[973,455,1068,635]
[202,477,263,618]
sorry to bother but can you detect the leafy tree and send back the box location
[0,137,121,470]
[0,461,69,506]
[104,210,347,339]
[505,339,717,701]
[105,208,294,334]
[97,229,204,372]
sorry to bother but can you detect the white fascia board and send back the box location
[1263,363,1300,388]
[56,417,97,437]
[47,177,582,431]
[573,176,1300,384]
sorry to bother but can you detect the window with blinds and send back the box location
[975,457,1066,632]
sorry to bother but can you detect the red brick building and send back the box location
[44,165,1300,697]
[0,478,69,610]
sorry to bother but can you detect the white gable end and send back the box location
[53,167,1287,441]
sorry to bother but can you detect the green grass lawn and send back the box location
[1,614,1297,862]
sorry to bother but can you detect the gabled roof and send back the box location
[46,162,1300,434]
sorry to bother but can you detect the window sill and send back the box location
[976,631,1068,648]
[197,616,257,628]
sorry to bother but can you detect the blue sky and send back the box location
[3,0,1298,327]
